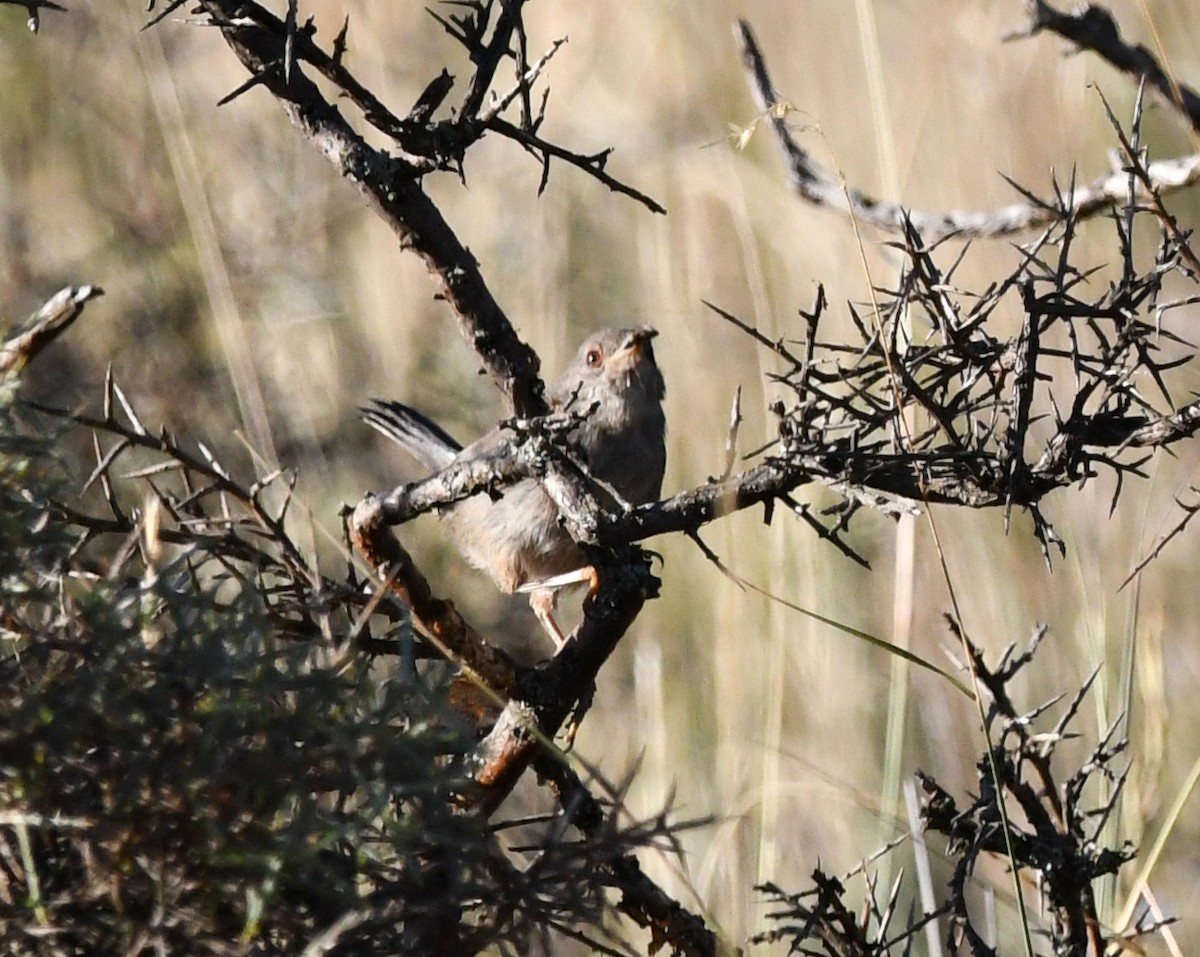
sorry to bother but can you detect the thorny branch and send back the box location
[126,6,711,950]
[189,0,548,419]
[169,2,675,823]
[184,0,659,418]
[1014,0,1200,131]
[327,17,1200,892]
[18,370,714,956]
[155,0,1200,847]
[374,149,1200,571]
[13,3,1194,954]
[752,632,1137,957]
[327,95,1200,955]
[0,0,65,34]
[736,4,1200,239]
[534,757,717,957]
[921,626,1136,957]
[25,374,394,651]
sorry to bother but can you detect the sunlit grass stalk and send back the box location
[832,57,1038,950]
[850,0,916,896]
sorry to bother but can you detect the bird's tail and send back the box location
[360,399,463,472]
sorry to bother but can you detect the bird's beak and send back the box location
[615,327,658,365]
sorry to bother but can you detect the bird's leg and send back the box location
[522,568,604,747]
[528,587,567,648]
[521,566,600,649]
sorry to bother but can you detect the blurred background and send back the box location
[3,0,1199,951]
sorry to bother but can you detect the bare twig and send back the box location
[1015,0,1200,132]
[735,18,1200,239]
[0,285,102,376]
[0,0,66,33]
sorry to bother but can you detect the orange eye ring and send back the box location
[585,347,603,367]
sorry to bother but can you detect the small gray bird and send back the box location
[361,327,666,644]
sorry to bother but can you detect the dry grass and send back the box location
[5,0,1200,951]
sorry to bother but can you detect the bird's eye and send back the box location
[585,347,603,367]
